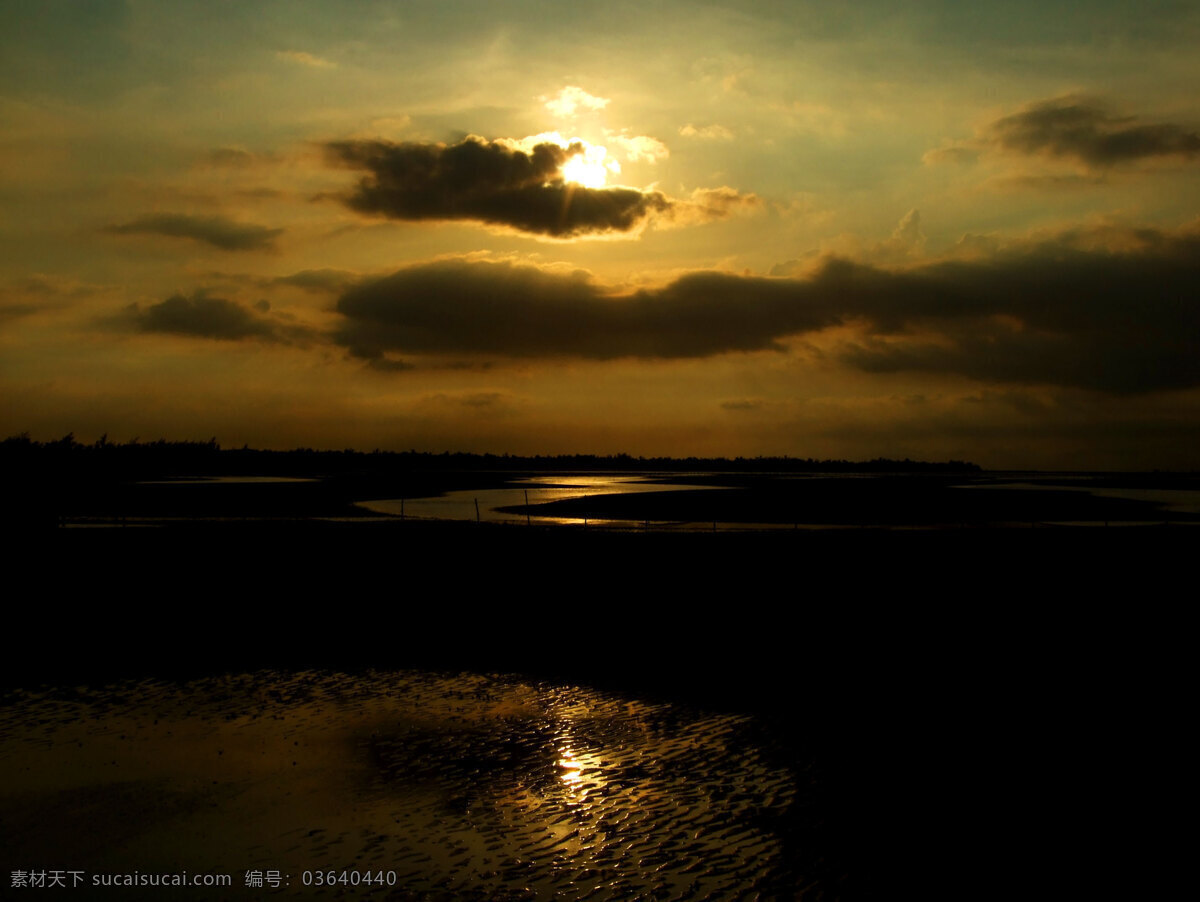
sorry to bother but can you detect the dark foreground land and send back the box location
[6,520,1193,900]
[3,442,1193,899]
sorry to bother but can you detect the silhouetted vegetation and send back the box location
[1,432,981,478]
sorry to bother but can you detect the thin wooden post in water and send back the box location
[525,489,530,526]
[474,498,480,523]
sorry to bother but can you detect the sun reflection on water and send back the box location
[0,670,802,899]
[555,743,605,797]
[551,705,607,806]
[360,473,725,528]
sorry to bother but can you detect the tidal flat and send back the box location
[6,449,1195,900]
[1,669,829,899]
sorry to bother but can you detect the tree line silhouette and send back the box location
[1,432,981,478]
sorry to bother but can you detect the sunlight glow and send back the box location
[498,132,620,188]
[557,753,585,787]
[555,743,604,799]
[561,151,610,188]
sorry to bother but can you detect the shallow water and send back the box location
[952,481,1200,522]
[360,474,726,528]
[0,670,806,899]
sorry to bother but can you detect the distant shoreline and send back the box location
[1,432,982,474]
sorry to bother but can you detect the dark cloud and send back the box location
[106,214,283,251]
[333,225,1200,393]
[842,329,1175,395]
[341,340,413,372]
[987,97,1200,167]
[334,259,837,361]
[817,228,1200,393]
[124,291,292,341]
[325,137,672,237]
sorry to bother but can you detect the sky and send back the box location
[3,0,1199,469]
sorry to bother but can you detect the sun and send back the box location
[561,145,611,188]
[499,132,621,189]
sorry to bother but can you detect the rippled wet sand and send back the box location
[1,671,810,899]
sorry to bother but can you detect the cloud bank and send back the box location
[928,96,1200,173]
[334,259,834,361]
[988,97,1200,167]
[333,224,1200,393]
